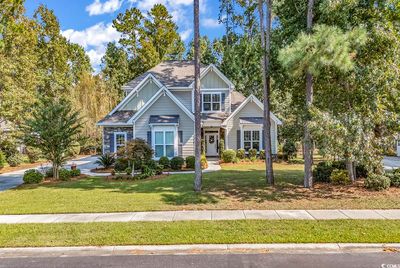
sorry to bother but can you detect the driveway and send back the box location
[383,156,400,170]
[0,156,100,192]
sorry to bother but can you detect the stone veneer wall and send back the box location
[103,127,133,153]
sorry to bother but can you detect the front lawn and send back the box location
[0,162,399,214]
[0,220,399,247]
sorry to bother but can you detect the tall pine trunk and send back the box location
[258,0,274,185]
[304,0,314,188]
[193,0,202,192]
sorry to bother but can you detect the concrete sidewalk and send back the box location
[1,209,399,224]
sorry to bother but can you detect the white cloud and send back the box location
[180,29,192,42]
[62,22,120,68]
[201,18,221,28]
[86,0,123,16]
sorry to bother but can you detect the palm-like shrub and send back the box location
[95,153,115,169]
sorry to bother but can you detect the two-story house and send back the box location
[97,61,282,159]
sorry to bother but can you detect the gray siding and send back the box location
[134,94,194,157]
[120,81,160,111]
[225,101,277,154]
[201,70,229,89]
[171,91,192,111]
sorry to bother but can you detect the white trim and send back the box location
[200,88,230,91]
[189,64,235,89]
[169,87,193,91]
[241,126,262,151]
[222,94,283,126]
[97,123,131,127]
[114,132,127,153]
[152,125,177,159]
[128,87,194,124]
[201,92,222,113]
[108,74,163,116]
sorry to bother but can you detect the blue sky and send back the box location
[24,0,224,70]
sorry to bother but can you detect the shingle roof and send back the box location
[97,110,136,125]
[149,115,179,124]
[124,61,207,94]
[239,117,263,124]
[230,91,247,112]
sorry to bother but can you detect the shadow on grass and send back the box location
[12,166,358,206]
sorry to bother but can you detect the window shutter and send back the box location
[237,130,241,149]
[200,94,203,112]
[178,131,183,156]
[147,131,152,146]
[127,132,133,141]
[110,133,114,153]
[221,93,226,111]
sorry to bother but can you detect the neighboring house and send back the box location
[97,61,282,159]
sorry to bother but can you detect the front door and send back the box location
[205,133,218,156]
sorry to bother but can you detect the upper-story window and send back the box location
[202,93,221,112]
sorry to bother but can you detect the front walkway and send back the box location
[1,209,399,224]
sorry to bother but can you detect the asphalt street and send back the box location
[0,252,399,268]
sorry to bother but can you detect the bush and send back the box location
[23,169,44,184]
[6,153,23,167]
[250,156,257,162]
[114,157,129,172]
[282,140,297,160]
[170,156,184,170]
[201,154,208,169]
[355,164,368,179]
[388,169,400,187]
[142,164,156,177]
[185,156,195,169]
[330,169,351,185]
[0,150,6,168]
[95,153,115,169]
[236,149,245,160]
[45,168,53,178]
[259,150,265,160]
[248,148,257,158]
[70,169,81,177]
[332,160,346,170]
[219,139,225,158]
[159,156,170,168]
[26,146,42,163]
[222,149,236,163]
[68,141,81,157]
[125,167,132,175]
[146,159,163,175]
[365,174,391,191]
[313,161,334,183]
[59,168,71,181]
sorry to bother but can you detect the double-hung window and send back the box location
[202,93,221,112]
[114,132,127,152]
[154,127,176,158]
[243,130,260,151]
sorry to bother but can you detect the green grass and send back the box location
[0,220,399,247]
[0,162,399,214]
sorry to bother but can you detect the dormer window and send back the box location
[202,93,221,112]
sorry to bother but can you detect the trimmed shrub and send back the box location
[222,149,236,163]
[248,148,257,158]
[142,164,156,178]
[236,149,245,160]
[185,156,195,169]
[6,153,23,167]
[259,150,265,160]
[159,156,170,168]
[201,154,208,169]
[250,156,257,162]
[365,174,391,191]
[59,168,71,181]
[219,139,225,158]
[26,146,41,163]
[170,156,184,170]
[70,169,81,177]
[114,157,129,172]
[313,161,334,183]
[95,153,115,169]
[388,169,400,187]
[23,169,44,184]
[146,159,163,175]
[0,150,6,168]
[330,169,351,185]
[282,140,297,160]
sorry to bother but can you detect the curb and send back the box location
[0,243,399,257]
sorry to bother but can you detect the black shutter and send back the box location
[147,131,152,146]
[178,131,183,157]
[237,130,241,150]
[110,133,114,153]
[221,93,226,111]
[127,132,133,141]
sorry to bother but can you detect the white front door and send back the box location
[205,133,218,156]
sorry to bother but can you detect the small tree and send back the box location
[23,99,82,180]
[117,139,153,176]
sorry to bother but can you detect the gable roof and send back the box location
[123,61,207,94]
[189,64,234,89]
[222,94,283,126]
[97,110,136,126]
